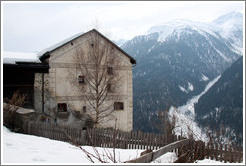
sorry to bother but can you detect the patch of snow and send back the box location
[152,152,177,163]
[179,85,188,93]
[3,51,40,64]
[188,82,194,91]
[190,75,221,104]
[201,74,209,81]
[16,107,35,114]
[195,158,223,163]
[3,103,35,114]
[147,45,155,53]
[179,82,194,93]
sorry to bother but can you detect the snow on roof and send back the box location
[37,31,85,57]
[3,51,40,64]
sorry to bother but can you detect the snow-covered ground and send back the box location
[1,126,177,164]
[2,126,222,164]
[2,126,142,164]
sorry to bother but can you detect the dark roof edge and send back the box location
[3,63,49,73]
[39,29,136,65]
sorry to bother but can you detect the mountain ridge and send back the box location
[121,11,243,133]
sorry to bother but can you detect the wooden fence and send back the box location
[22,121,243,163]
[126,139,193,163]
[203,141,243,163]
[85,128,180,150]
[23,121,87,145]
[23,121,177,150]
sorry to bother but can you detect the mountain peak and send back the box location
[213,11,243,24]
[146,18,219,42]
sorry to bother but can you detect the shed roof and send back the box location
[3,51,49,73]
[3,51,41,64]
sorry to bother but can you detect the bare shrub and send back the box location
[3,90,26,129]
[153,107,180,143]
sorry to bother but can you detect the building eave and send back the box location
[3,62,49,73]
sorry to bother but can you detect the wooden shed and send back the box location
[3,52,49,108]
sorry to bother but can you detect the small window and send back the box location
[58,103,67,112]
[107,67,113,75]
[78,76,85,84]
[107,83,112,92]
[114,102,124,110]
[83,106,86,113]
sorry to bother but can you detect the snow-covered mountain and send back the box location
[213,11,243,54]
[146,11,243,55]
[146,19,220,42]
[121,11,243,133]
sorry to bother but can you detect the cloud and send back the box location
[2,1,244,52]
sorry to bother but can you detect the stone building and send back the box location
[3,29,136,132]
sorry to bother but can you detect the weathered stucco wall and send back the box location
[34,31,133,132]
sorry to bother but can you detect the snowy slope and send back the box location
[146,19,220,42]
[2,126,143,163]
[2,126,222,164]
[168,76,221,142]
[146,11,243,54]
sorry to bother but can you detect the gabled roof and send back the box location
[38,29,136,65]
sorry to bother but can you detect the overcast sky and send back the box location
[2,1,244,53]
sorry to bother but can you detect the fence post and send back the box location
[229,145,233,163]
[201,141,205,160]
[22,120,27,134]
[28,121,32,134]
[219,144,223,162]
[80,129,87,145]
[239,147,243,162]
[215,143,218,161]
[224,144,228,163]
[210,142,213,159]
